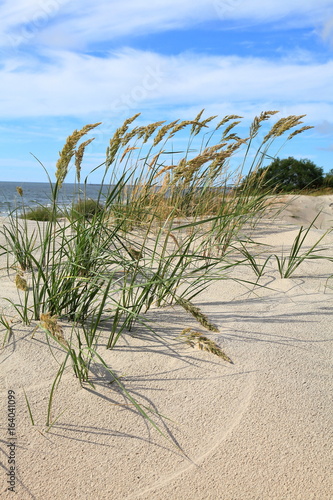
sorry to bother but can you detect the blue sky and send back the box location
[0,0,332,183]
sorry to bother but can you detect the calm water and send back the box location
[0,181,111,216]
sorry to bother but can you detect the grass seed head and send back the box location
[106,115,140,167]
[56,122,101,187]
[168,120,204,138]
[153,120,179,146]
[263,114,306,143]
[153,164,176,179]
[143,121,165,143]
[191,109,205,133]
[15,273,28,291]
[177,298,219,332]
[75,138,95,183]
[120,146,139,163]
[40,312,67,346]
[287,125,314,140]
[216,114,243,129]
[222,120,241,138]
[180,328,233,363]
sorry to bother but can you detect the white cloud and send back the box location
[0,48,332,125]
[316,120,333,135]
[0,0,332,50]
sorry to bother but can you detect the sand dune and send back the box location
[1,195,332,499]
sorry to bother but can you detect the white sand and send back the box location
[1,195,332,499]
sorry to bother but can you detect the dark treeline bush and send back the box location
[244,157,333,193]
[323,169,333,188]
[244,157,326,192]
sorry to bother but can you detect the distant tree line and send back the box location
[243,157,333,192]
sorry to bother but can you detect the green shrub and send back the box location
[69,198,104,220]
[244,157,324,192]
[323,169,333,188]
[21,205,58,221]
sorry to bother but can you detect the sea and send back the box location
[0,181,110,217]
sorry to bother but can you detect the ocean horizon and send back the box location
[0,181,111,216]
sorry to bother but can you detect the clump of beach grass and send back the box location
[68,199,104,220]
[21,205,58,221]
[0,110,314,437]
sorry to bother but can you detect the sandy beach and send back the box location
[1,195,332,500]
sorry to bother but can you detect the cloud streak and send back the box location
[0,1,332,180]
[0,0,332,50]
[0,48,332,124]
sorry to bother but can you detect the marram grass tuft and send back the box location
[0,109,315,439]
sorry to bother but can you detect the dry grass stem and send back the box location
[143,121,165,143]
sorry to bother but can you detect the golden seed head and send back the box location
[15,273,28,291]
[153,164,176,180]
[56,122,101,187]
[75,138,95,183]
[222,120,241,138]
[40,312,67,345]
[216,114,243,130]
[160,171,171,193]
[153,120,179,146]
[177,298,219,332]
[191,109,205,127]
[263,114,307,143]
[119,146,139,163]
[287,125,314,140]
[143,121,165,143]
[117,113,141,138]
[180,328,233,363]
[106,115,140,168]
[16,186,23,197]
[168,120,199,138]
[148,151,163,170]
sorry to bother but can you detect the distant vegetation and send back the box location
[22,205,58,221]
[242,156,333,193]
[324,168,333,189]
